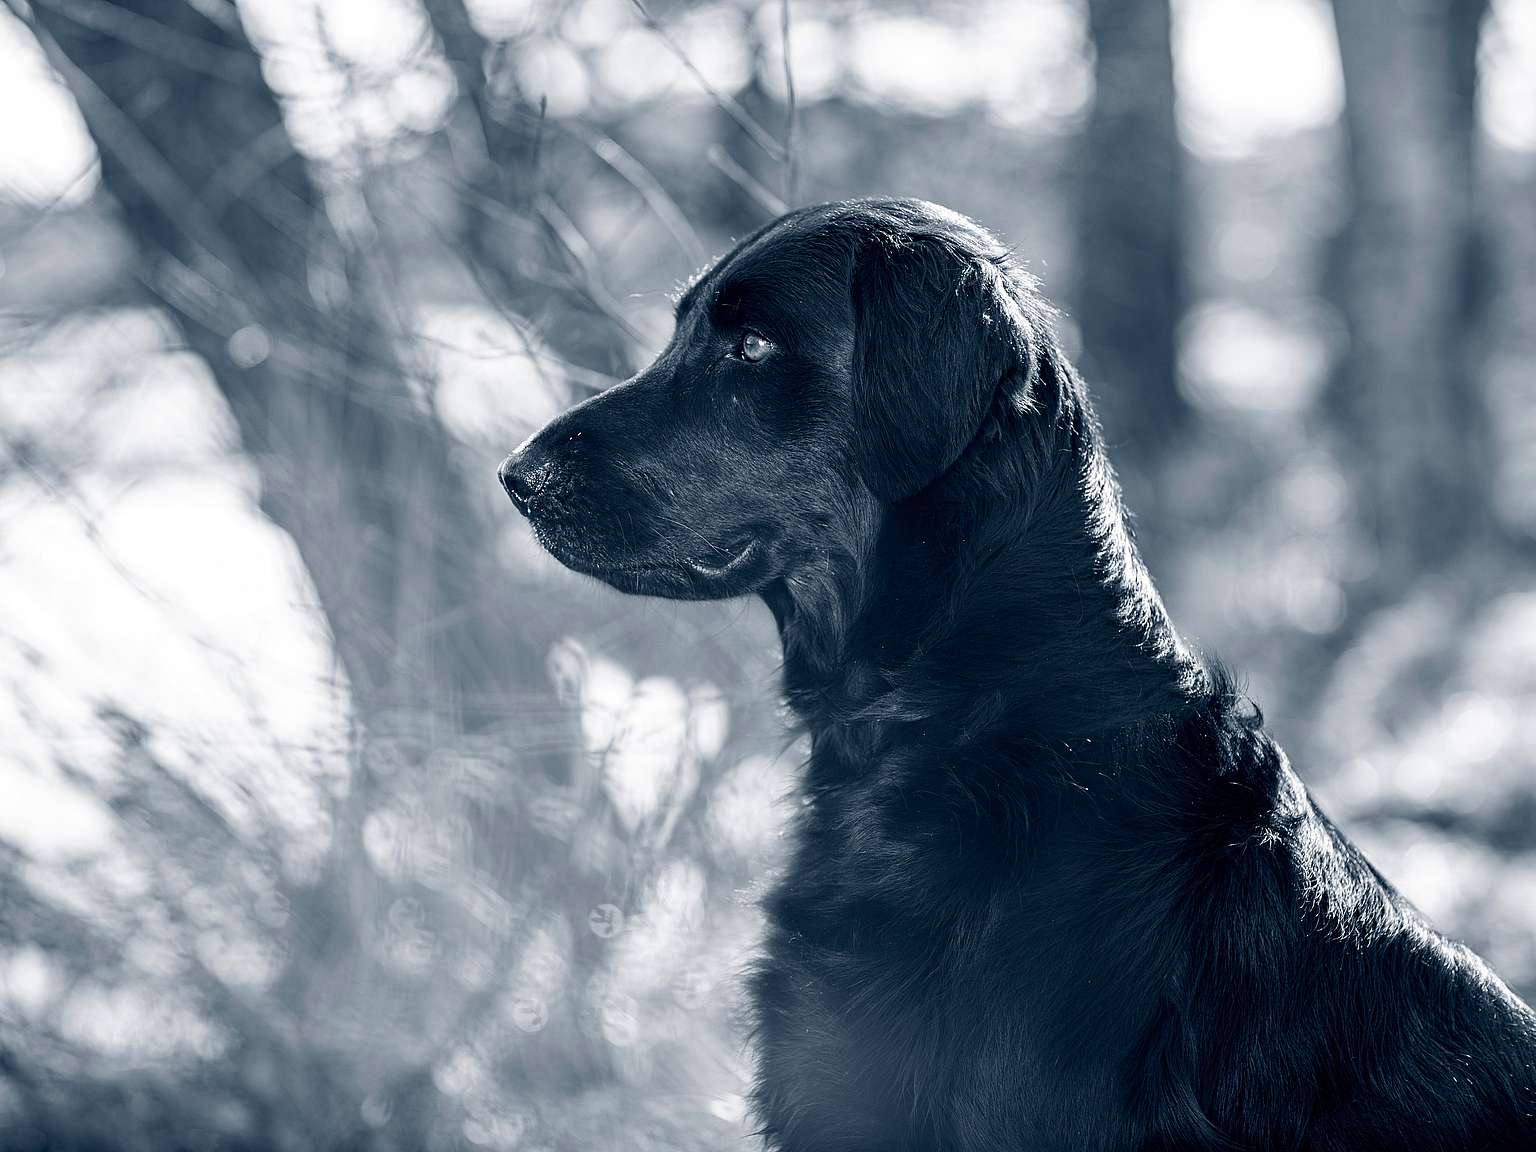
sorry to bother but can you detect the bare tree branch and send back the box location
[562,119,707,266]
[780,0,800,204]
[707,143,788,218]
[630,0,787,163]
[29,0,260,78]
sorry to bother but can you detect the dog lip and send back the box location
[684,536,759,580]
[533,531,762,585]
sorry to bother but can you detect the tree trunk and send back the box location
[22,0,547,719]
[1327,0,1493,592]
[1076,0,1187,544]
[21,0,789,1137]
[19,0,622,1122]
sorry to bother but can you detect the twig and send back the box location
[630,0,787,162]
[26,0,260,80]
[419,0,643,372]
[196,122,296,221]
[526,94,547,208]
[535,195,649,346]
[707,144,788,218]
[18,13,264,317]
[562,121,707,266]
[0,422,314,764]
[780,0,800,204]
[415,195,618,398]
[0,162,97,248]
[183,0,242,34]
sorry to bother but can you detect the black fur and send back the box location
[500,198,1536,1149]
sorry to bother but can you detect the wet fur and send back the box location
[502,199,1536,1149]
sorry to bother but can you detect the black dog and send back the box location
[500,199,1536,1150]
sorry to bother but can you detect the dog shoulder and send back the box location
[1146,696,1536,1145]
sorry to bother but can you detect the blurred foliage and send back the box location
[0,0,1533,1148]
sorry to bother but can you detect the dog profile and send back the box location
[500,198,1536,1150]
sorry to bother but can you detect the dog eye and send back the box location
[735,331,773,363]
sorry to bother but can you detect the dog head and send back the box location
[499,198,1048,600]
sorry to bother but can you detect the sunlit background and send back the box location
[1,0,1534,1147]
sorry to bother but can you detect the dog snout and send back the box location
[498,451,549,513]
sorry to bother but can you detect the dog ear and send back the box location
[850,234,1025,501]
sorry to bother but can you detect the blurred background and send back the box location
[0,0,1533,1147]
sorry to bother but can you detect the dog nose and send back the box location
[499,453,537,510]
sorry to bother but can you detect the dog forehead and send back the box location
[747,199,982,255]
[677,216,844,319]
[674,198,997,323]
[736,199,1002,277]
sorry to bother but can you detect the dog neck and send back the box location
[765,358,1203,759]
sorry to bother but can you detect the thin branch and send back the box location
[196,121,297,221]
[630,0,787,163]
[707,144,788,218]
[445,171,648,364]
[411,190,618,402]
[183,0,242,34]
[0,162,99,249]
[26,0,260,80]
[534,194,649,346]
[420,0,643,379]
[780,0,800,204]
[562,120,706,266]
[20,14,264,318]
[0,424,318,762]
[527,93,547,207]
[416,325,618,395]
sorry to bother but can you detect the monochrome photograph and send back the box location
[0,0,1533,1147]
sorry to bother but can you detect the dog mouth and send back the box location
[684,534,759,580]
[529,523,769,597]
